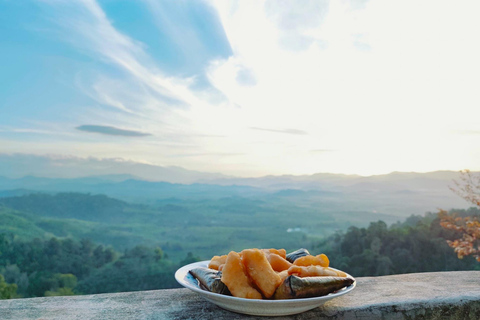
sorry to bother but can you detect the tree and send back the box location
[0,275,18,299]
[439,170,480,262]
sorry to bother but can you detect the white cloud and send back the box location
[204,0,480,175]
[9,0,480,177]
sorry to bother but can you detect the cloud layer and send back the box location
[76,125,151,137]
[2,0,480,176]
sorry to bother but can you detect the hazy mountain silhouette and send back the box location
[0,153,229,183]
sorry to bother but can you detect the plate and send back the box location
[174,260,356,316]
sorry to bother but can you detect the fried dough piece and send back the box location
[328,267,347,277]
[208,255,227,270]
[266,253,293,272]
[242,249,282,298]
[262,248,287,259]
[277,270,289,282]
[221,251,262,299]
[293,254,329,268]
[288,265,346,277]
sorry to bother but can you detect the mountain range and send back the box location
[0,153,473,217]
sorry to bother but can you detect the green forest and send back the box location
[1,202,478,299]
[0,192,397,262]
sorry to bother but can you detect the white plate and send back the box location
[175,260,356,316]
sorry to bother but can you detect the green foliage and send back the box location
[1,192,479,300]
[0,208,47,239]
[0,193,129,223]
[43,274,77,296]
[0,235,117,298]
[0,235,187,299]
[314,211,480,277]
[0,192,401,261]
[76,245,180,294]
[0,274,17,299]
[45,287,75,297]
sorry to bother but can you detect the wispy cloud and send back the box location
[167,152,245,158]
[0,125,74,137]
[0,127,59,135]
[250,127,308,135]
[4,0,479,177]
[76,125,151,137]
[40,0,234,150]
[54,0,199,110]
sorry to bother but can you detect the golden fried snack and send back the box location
[242,249,282,298]
[208,255,227,270]
[293,254,329,268]
[328,267,347,277]
[277,270,289,282]
[221,251,262,299]
[262,248,287,259]
[288,265,342,277]
[266,253,293,272]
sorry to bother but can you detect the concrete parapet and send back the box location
[1,271,479,319]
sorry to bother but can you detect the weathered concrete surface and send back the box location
[0,271,479,320]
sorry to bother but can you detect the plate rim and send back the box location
[175,260,356,304]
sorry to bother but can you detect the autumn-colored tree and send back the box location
[439,170,480,262]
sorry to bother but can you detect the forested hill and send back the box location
[0,193,130,222]
[0,209,478,299]
[316,208,480,277]
[0,235,185,299]
[0,192,401,261]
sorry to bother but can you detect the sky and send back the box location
[1,0,480,178]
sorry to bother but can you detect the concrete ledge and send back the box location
[1,271,479,319]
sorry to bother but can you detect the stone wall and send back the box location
[1,271,479,319]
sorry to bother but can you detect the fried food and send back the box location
[265,253,293,272]
[288,265,346,277]
[221,251,262,299]
[293,253,329,268]
[208,255,227,270]
[262,248,287,259]
[277,270,289,282]
[242,249,282,298]
[187,248,354,300]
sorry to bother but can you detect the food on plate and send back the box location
[188,247,354,300]
[188,267,231,295]
[221,251,262,299]
[288,265,346,277]
[273,275,355,300]
[285,248,311,263]
[265,252,293,272]
[293,253,329,267]
[241,249,282,298]
[208,255,227,270]
[262,248,287,259]
[277,269,289,282]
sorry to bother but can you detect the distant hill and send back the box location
[200,170,462,190]
[0,169,472,216]
[0,153,229,183]
[0,176,266,202]
[0,193,130,222]
[0,190,408,261]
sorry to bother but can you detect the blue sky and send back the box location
[1,0,230,127]
[2,0,480,177]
